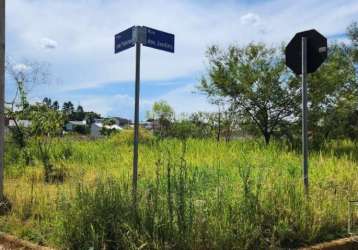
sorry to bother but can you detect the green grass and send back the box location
[1,133,357,249]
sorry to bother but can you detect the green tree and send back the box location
[51,100,59,111]
[62,101,74,119]
[30,103,65,182]
[5,59,50,148]
[199,43,300,144]
[147,100,174,137]
[306,43,357,145]
[347,22,358,63]
[85,111,101,124]
[42,97,52,107]
[70,105,85,121]
[100,118,118,136]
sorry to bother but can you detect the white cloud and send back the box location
[7,0,357,92]
[40,37,58,50]
[6,0,358,116]
[240,13,261,26]
[152,83,216,115]
[12,63,30,73]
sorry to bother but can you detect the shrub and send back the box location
[60,179,144,250]
[110,129,155,145]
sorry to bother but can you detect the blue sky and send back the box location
[5,0,358,120]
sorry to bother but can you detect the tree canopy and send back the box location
[199,43,300,144]
[199,33,357,145]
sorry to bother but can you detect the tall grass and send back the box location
[1,134,358,249]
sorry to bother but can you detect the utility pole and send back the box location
[0,0,5,200]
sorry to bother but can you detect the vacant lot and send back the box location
[0,133,357,249]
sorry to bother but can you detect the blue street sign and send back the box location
[114,26,135,53]
[143,26,175,53]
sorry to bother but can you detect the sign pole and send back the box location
[115,25,174,205]
[0,0,5,200]
[302,37,309,195]
[132,40,141,204]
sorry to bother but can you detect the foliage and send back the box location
[147,100,175,137]
[199,43,300,144]
[100,118,119,136]
[200,40,358,145]
[62,101,74,117]
[347,22,358,62]
[2,137,357,249]
[110,129,155,145]
[29,104,64,137]
[29,104,65,182]
[5,59,51,148]
[60,179,141,250]
[306,43,358,146]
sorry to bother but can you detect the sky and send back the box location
[5,0,358,120]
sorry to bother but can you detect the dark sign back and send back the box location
[285,29,327,75]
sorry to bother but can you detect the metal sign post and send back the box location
[132,40,140,202]
[0,0,5,200]
[301,37,308,195]
[115,26,174,203]
[285,29,327,195]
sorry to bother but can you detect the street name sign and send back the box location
[114,26,135,53]
[143,26,175,53]
[285,29,327,75]
[114,25,175,203]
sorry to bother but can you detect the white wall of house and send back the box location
[65,120,87,131]
[90,123,102,138]
[90,123,122,138]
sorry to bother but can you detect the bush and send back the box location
[60,179,143,250]
[110,129,155,145]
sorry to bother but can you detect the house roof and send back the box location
[112,117,131,123]
[68,120,86,126]
[92,123,122,130]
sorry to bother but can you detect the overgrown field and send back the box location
[1,131,358,249]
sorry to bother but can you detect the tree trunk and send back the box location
[217,111,221,142]
[263,131,271,145]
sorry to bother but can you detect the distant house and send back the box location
[143,119,160,130]
[65,120,87,131]
[5,119,32,134]
[112,117,132,127]
[90,122,122,138]
[8,119,32,128]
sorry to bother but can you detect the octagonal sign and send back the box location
[285,29,327,75]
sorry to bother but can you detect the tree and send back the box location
[303,23,357,144]
[30,103,65,182]
[199,43,300,144]
[62,101,74,118]
[42,97,52,107]
[74,105,85,121]
[5,59,51,148]
[51,101,59,111]
[189,111,215,138]
[147,100,174,137]
[209,99,239,142]
[306,43,358,145]
[100,118,118,136]
[85,111,101,124]
[347,22,358,63]
[76,105,84,113]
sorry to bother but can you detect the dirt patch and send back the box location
[300,236,358,250]
[0,233,53,250]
